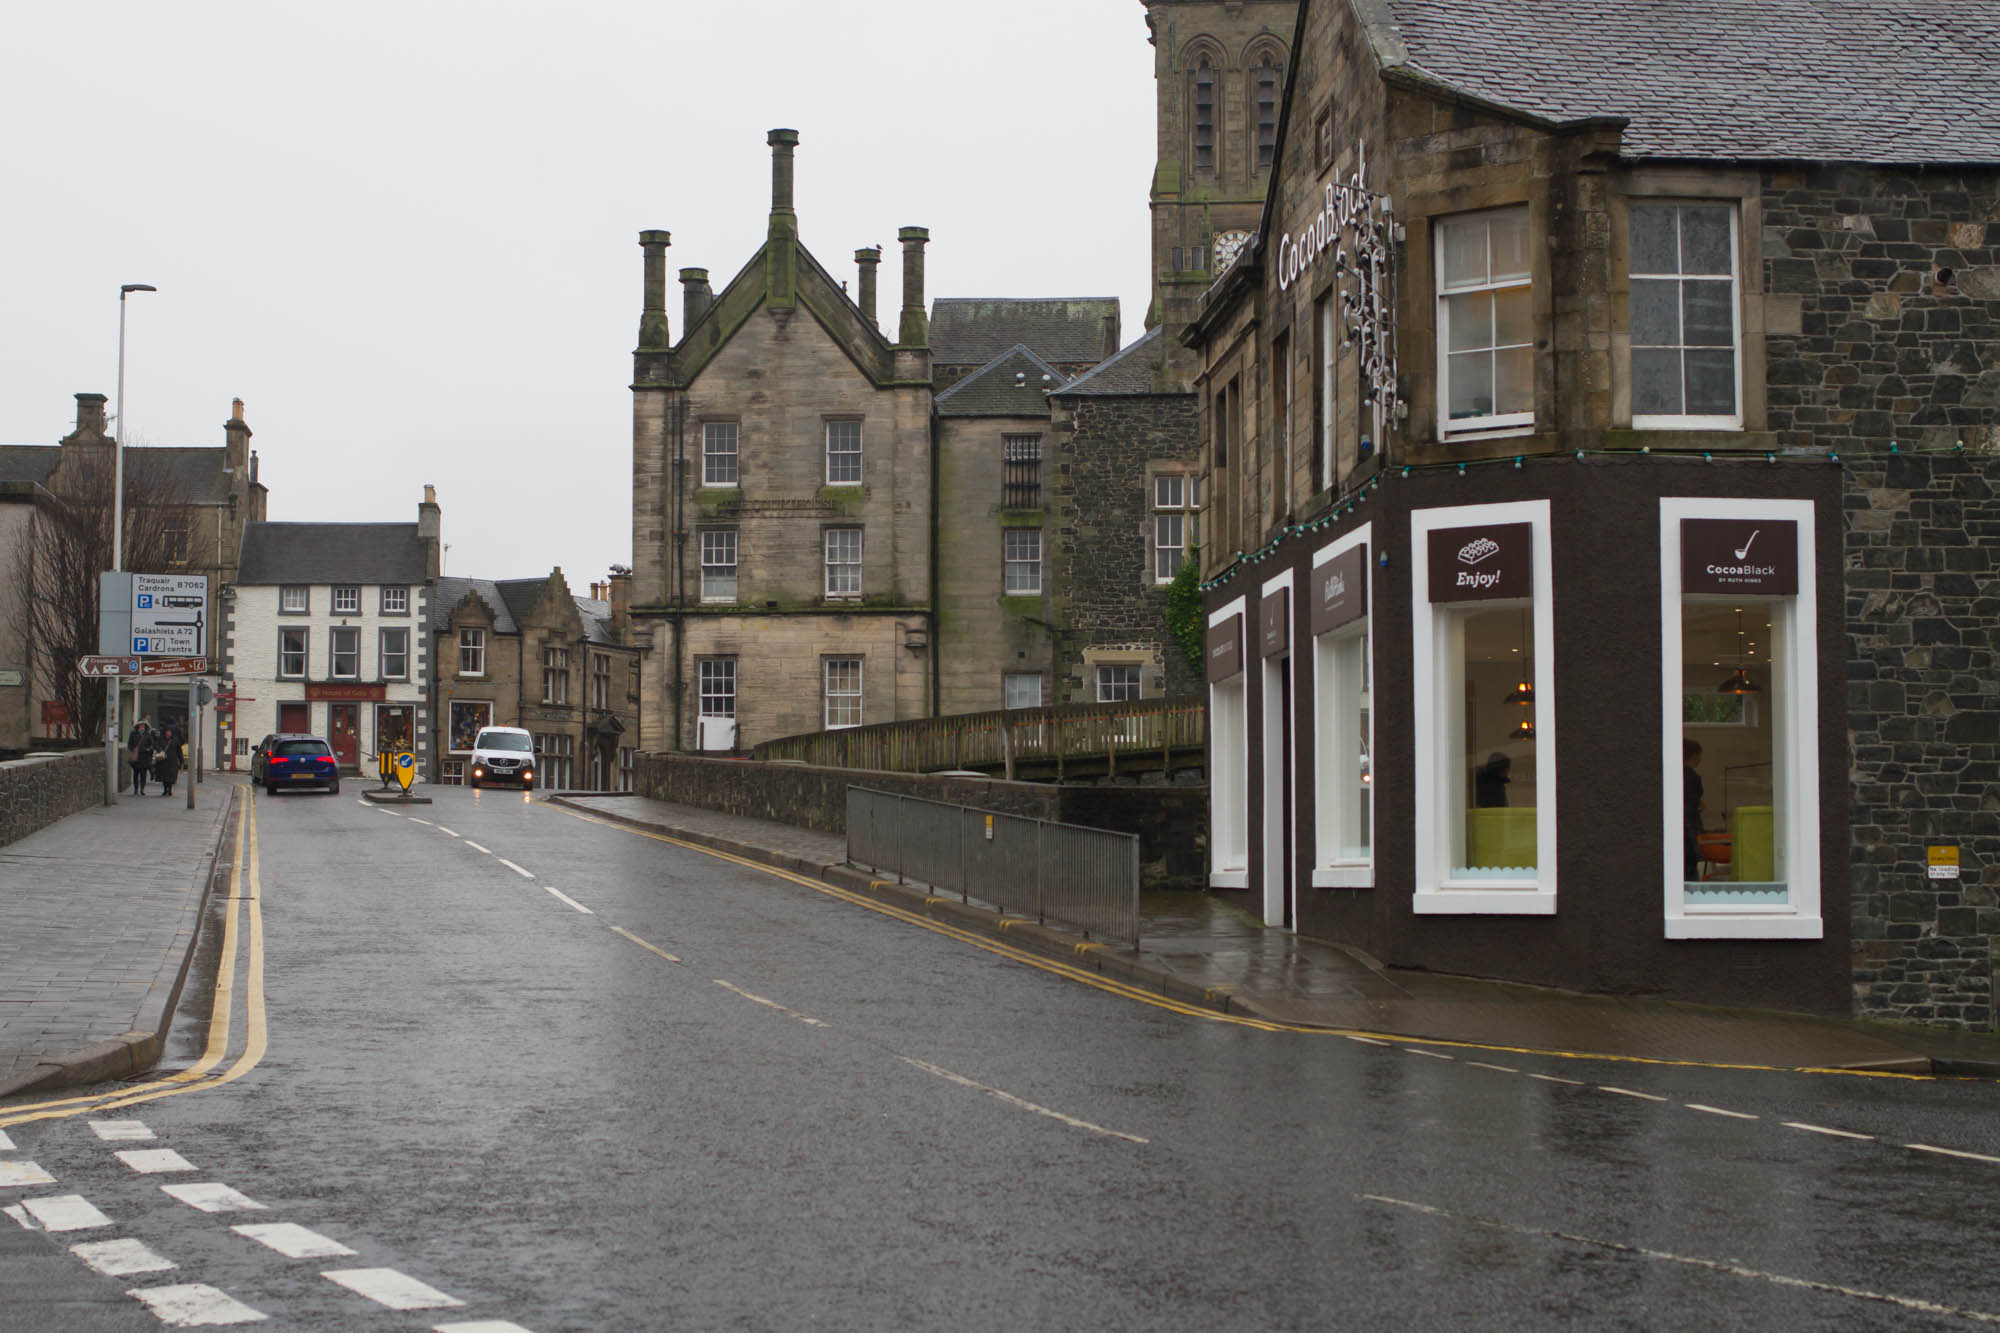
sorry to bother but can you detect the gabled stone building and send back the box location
[430,567,640,789]
[1185,0,2000,1025]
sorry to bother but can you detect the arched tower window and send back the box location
[1193,59,1216,173]
[1253,53,1283,171]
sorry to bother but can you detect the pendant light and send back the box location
[1503,609,1535,705]
[1715,608,1760,694]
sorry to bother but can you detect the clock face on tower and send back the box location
[1214,230,1253,271]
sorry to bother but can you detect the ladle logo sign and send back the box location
[1681,518,1798,595]
[1428,522,1532,603]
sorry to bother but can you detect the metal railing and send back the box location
[847,787,1140,949]
[755,696,1205,779]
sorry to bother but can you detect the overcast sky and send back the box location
[4,1,1159,589]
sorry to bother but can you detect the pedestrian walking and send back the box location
[126,717,155,796]
[155,725,184,797]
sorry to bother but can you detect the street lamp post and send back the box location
[106,283,156,804]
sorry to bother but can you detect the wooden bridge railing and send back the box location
[750,696,1207,780]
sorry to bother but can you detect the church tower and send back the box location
[1142,0,1298,355]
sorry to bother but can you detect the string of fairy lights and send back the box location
[1196,439,1982,594]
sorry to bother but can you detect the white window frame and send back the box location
[279,585,308,614]
[542,645,570,705]
[1258,568,1295,928]
[380,585,409,615]
[379,627,409,681]
[1312,524,1374,888]
[1207,597,1249,889]
[329,626,360,679]
[698,658,737,718]
[591,653,611,710]
[1658,497,1820,939]
[825,528,862,599]
[824,657,863,730]
[332,585,361,615]
[1095,664,1142,702]
[700,528,739,604]
[702,421,739,487]
[1435,207,1534,439]
[825,420,862,486]
[1003,672,1043,709]
[458,627,486,677]
[1411,500,1557,914]
[1630,202,1742,430]
[277,626,307,680]
[1003,528,1042,595]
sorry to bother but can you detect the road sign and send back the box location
[139,656,210,677]
[393,752,417,793]
[132,573,208,656]
[78,655,144,677]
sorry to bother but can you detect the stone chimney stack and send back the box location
[74,392,109,439]
[896,226,929,348]
[224,397,252,474]
[418,484,441,582]
[765,129,800,309]
[637,230,672,350]
[608,567,632,641]
[680,268,712,331]
[854,247,880,330]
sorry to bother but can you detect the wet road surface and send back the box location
[5,783,1997,1329]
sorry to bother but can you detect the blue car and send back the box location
[255,734,341,796]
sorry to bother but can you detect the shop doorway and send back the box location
[329,704,360,770]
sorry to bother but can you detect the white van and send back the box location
[468,725,536,790]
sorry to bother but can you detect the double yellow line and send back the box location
[1,787,269,1129]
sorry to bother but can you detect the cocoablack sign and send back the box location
[1311,546,1368,634]
[1261,590,1290,658]
[1681,519,1798,595]
[1427,522,1532,603]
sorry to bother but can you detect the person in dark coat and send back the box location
[1473,752,1511,808]
[1683,738,1705,881]
[127,718,155,795]
[155,725,184,796]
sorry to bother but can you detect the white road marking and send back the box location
[463,841,491,854]
[612,926,681,963]
[162,1182,266,1213]
[1346,1036,1391,1046]
[497,858,534,879]
[0,1160,57,1187]
[1906,1143,2000,1165]
[714,979,828,1027]
[437,826,461,838]
[901,1056,1149,1144]
[1784,1121,1874,1141]
[1362,1193,2000,1324]
[118,1148,196,1174]
[233,1222,356,1258]
[1405,1048,1454,1060]
[128,1282,270,1325]
[1599,1086,1669,1102]
[90,1120,155,1142]
[322,1267,466,1310]
[72,1237,177,1276]
[435,1323,538,1333]
[0,1129,15,1150]
[3,1204,28,1228]
[1687,1103,1759,1120]
[409,818,433,826]
[1467,1061,1517,1073]
[1529,1073,1585,1086]
[543,886,593,914]
[17,1194,114,1231]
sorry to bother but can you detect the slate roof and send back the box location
[238,522,428,585]
[492,578,547,627]
[0,447,61,485]
[1049,328,1168,397]
[930,299,1121,367]
[1370,0,2000,163]
[431,576,518,635]
[934,345,1068,417]
[574,596,618,645]
[0,444,233,498]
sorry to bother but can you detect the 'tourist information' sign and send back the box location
[1428,523,1533,603]
[1681,519,1798,596]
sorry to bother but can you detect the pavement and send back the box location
[4,782,1998,1103]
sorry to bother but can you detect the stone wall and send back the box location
[0,752,106,847]
[633,752,1206,889]
[1049,393,1203,700]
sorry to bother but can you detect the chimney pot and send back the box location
[854,247,881,331]
[897,226,930,348]
[680,267,713,330]
[637,230,673,350]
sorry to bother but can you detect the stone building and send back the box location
[0,392,268,754]
[1185,0,2000,1024]
[430,567,641,790]
[225,490,439,774]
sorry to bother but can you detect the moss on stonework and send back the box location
[693,488,743,512]
[998,511,1044,528]
[816,486,866,513]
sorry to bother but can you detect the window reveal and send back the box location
[1631,204,1739,422]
